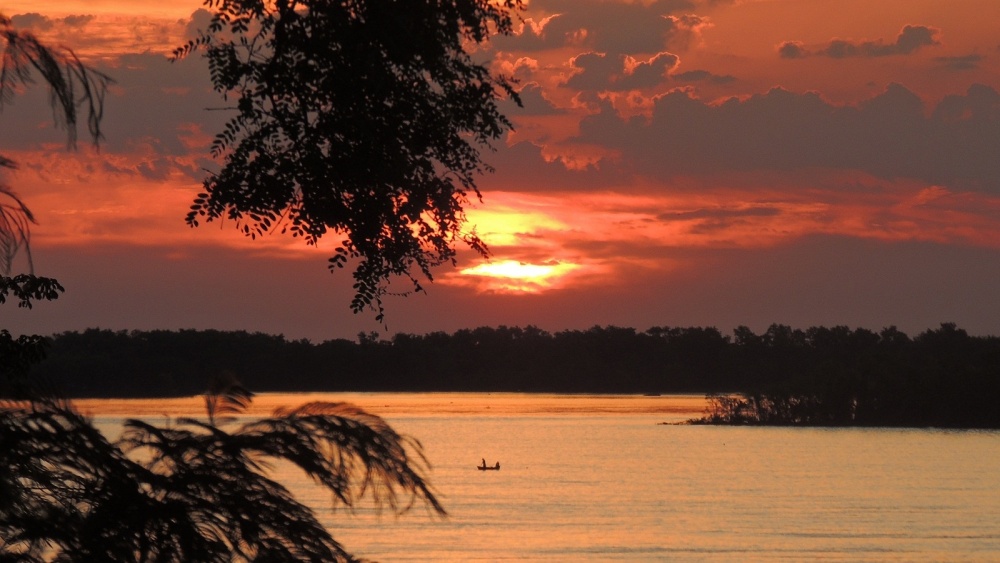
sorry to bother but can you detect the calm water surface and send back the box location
[82,393,1000,562]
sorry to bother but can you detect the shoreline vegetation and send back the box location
[14,322,1000,429]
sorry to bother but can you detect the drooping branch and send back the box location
[0,14,113,274]
[0,183,34,275]
[1,14,113,149]
[174,1,524,319]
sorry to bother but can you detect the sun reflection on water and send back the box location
[73,392,709,419]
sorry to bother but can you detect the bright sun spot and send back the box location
[467,207,566,247]
[459,260,579,293]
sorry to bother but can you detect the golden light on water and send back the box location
[73,393,709,418]
[71,393,1000,561]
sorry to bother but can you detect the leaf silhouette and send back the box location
[203,372,255,426]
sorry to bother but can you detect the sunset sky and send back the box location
[4,0,1000,342]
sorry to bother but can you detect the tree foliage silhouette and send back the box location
[1,12,446,561]
[173,0,524,319]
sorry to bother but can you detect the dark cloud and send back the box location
[658,206,782,221]
[935,54,985,71]
[672,69,736,84]
[663,14,712,52]
[931,83,1000,122]
[779,25,940,59]
[563,51,679,91]
[658,206,787,237]
[183,9,213,42]
[9,13,54,30]
[497,16,554,52]
[564,52,623,90]
[62,15,94,28]
[9,12,93,31]
[480,141,630,193]
[93,52,226,161]
[494,0,699,55]
[777,41,806,59]
[507,83,564,116]
[622,52,680,89]
[894,25,939,54]
[573,83,1000,193]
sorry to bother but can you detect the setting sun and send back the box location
[458,259,579,293]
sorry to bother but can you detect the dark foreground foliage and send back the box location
[4,7,456,559]
[0,392,445,561]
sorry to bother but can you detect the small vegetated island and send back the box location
[21,322,1000,429]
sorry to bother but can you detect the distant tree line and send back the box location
[17,323,1000,427]
[692,323,1000,428]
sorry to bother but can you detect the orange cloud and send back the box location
[3,9,191,60]
[2,146,340,261]
[447,174,1000,295]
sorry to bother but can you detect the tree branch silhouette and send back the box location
[173,0,524,321]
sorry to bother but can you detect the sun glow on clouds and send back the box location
[459,260,580,294]
[446,176,1000,295]
[1,148,333,259]
[6,2,1000,295]
[468,202,567,247]
[3,1,195,18]
[2,1,197,60]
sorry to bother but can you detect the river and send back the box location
[78,393,1000,561]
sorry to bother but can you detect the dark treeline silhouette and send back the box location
[694,323,1000,428]
[22,323,1000,427]
[20,324,735,396]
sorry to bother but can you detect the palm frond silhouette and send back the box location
[1,389,444,561]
